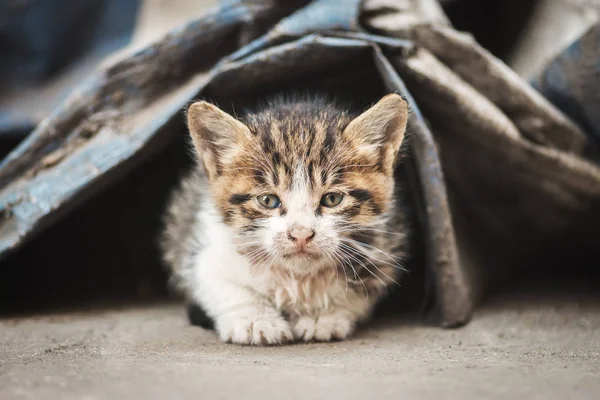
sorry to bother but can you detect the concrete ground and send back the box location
[1,285,599,400]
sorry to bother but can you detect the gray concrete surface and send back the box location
[1,287,599,400]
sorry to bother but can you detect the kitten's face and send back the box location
[187,95,408,275]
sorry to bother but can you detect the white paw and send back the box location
[293,313,355,342]
[217,314,293,346]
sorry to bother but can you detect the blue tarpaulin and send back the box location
[533,23,600,142]
[0,0,140,151]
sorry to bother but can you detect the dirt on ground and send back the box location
[1,284,599,400]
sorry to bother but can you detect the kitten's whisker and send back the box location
[329,249,350,293]
[333,249,368,298]
[339,249,388,295]
[246,248,270,270]
[323,251,340,288]
[238,244,263,252]
[252,251,274,274]
[238,246,265,259]
[339,244,401,287]
[250,250,270,265]
[340,237,405,262]
[336,227,406,238]
[335,222,406,238]
[340,239,407,273]
[247,254,265,271]
[338,251,360,281]
[231,233,264,239]
[336,248,379,296]
[330,250,349,293]
[234,241,263,248]
[231,239,254,243]
[245,248,265,260]
[239,246,261,257]
[261,252,278,274]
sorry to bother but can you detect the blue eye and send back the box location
[320,192,344,207]
[257,194,281,209]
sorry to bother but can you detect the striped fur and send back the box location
[161,94,411,345]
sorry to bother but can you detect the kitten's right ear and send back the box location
[187,101,250,180]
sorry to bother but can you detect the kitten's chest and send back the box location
[261,269,342,317]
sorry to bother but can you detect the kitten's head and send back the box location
[187,94,408,276]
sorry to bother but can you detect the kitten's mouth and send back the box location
[283,251,321,260]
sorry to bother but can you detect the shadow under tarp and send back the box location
[1,0,599,328]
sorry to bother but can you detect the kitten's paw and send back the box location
[218,315,293,346]
[293,313,355,342]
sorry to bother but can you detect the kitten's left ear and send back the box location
[343,93,409,172]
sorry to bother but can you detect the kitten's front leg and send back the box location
[215,302,293,346]
[292,294,372,342]
[192,248,293,346]
[194,275,292,345]
[293,311,355,342]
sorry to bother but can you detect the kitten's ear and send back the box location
[343,93,408,172]
[187,101,250,180]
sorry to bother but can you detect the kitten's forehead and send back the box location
[240,102,355,189]
[247,104,349,152]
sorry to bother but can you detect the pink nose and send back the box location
[287,226,316,246]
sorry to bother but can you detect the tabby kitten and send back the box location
[161,93,410,345]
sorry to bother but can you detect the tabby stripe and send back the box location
[347,189,382,216]
[229,194,251,204]
[348,189,372,202]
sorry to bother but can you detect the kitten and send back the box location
[161,94,410,345]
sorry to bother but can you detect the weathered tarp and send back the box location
[1,0,599,326]
[0,0,141,151]
[533,22,600,141]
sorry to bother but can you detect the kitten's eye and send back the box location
[257,194,281,209]
[320,192,344,208]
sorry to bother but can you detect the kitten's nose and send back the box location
[287,226,316,247]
